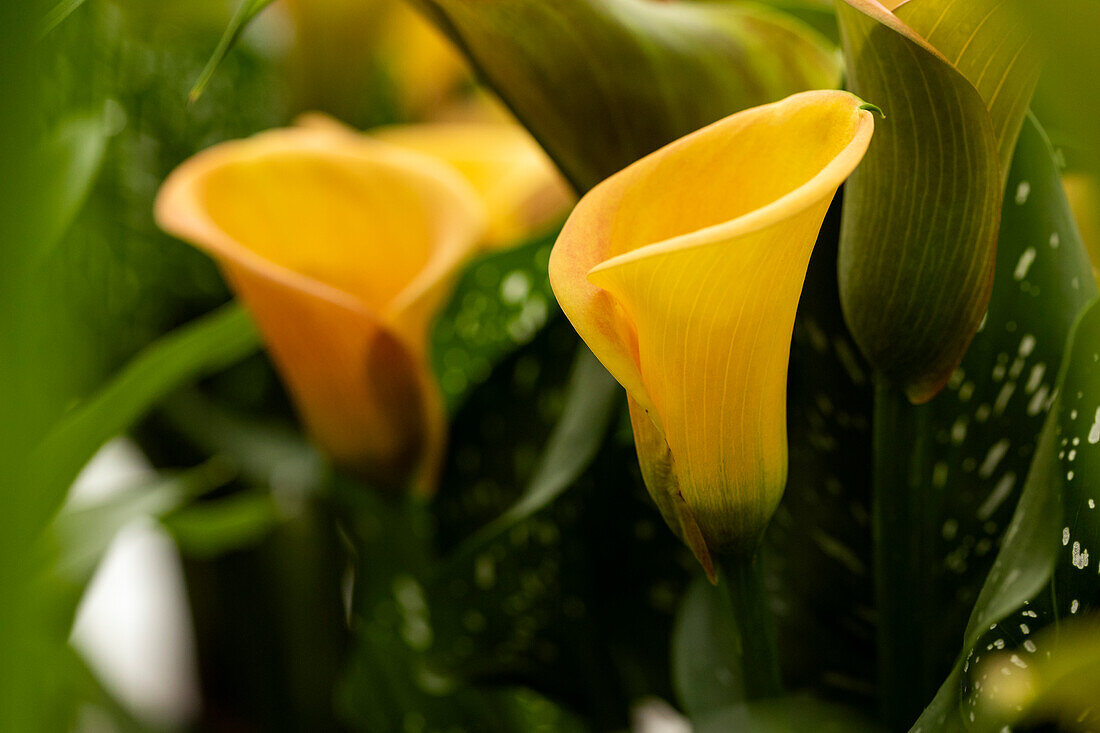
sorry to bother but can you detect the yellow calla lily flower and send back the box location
[297,113,573,249]
[155,128,485,494]
[372,123,573,248]
[549,91,875,575]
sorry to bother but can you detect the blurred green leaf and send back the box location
[972,616,1100,731]
[1013,0,1100,174]
[159,388,323,492]
[189,0,277,102]
[163,490,283,559]
[445,346,620,567]
[916,294,1100,732]
[869,115,1096,727]
[51,458,234,586]
[753,0,839,42]
[431,228,562,413]
[671,577,747,715]
[36,107,111,260]
[425,321,690,723]
[40,0,86,37]
[412,0,840,191]
[19,303,260,537]
[694,695,882,733]
[836,0,1003,402]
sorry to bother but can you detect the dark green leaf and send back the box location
[870,114,1096,726]
[836,0,1002,401]
[671,577,746,715]
[767,196,877,706]
[915,294,1100,731]
[446,346,620,567]
[425,322,690,722]
[695,695,883,733]
[430,229,561,413]
[412,0,840,191]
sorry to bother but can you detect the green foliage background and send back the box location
[5,0,1100,732]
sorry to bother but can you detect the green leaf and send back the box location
[158,387,324,492]
[51,459,234,586]
[445,345,620,567]
[671,577,747,715]
[766,198,877,705]
[915,294,1100,732]
[163,490,283,559]
[430,229,561,413]
[425,322,689,722]
[40,0,87,37]
[891,0,1039,179]
[836,0,1003,402]
[35,107,111,260]
[873,115,1096,726]
[1014,0,1100,174]
[694,695,883,733]
[18,303,260,537]
[189,0,277,102]
[971,617,1100,731]
[411,0,840,191]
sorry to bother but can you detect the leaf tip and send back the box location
[858,102,886,120]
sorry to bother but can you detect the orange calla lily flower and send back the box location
[155,128,485,494]
[297,113,574,248]
[549,91,875,575]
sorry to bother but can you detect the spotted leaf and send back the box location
[880,115,1097,727]
[915,293,1100,732]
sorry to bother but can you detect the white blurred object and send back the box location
[68,438,201,729]
[632,697,693,733]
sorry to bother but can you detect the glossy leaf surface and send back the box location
[412,0,841,190]
[882,116,1097,727]
[916,294,1100,731]
[836,0,1037,401]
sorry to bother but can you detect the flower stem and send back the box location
[718,551,782,699]
[872,373,935,728]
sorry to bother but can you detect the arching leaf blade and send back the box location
[893,0,1040,179]
[411,0,841,191]
[836,0,1002,402]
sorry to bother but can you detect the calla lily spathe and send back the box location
[549,91,875,575]
[297,113,574,248]
[155,128,485,494]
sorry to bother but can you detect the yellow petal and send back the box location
[373,122,574,248]
[550,90,874,556]
[155,128,485,494]
[297,113,574,248]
